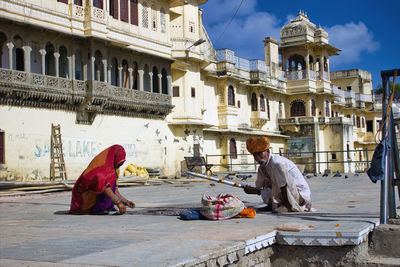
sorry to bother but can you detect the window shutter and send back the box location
[113,0,119,19]
[130,0,138,25]
[120,0,128,22]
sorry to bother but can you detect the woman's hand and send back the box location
[117,202,127,214]
[125,200,135,209]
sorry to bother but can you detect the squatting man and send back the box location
[243,136,312,213]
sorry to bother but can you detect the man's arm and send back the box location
[243,185,261,195]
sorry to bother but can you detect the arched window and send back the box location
[122,59,129,88]
[143,64,150,91]
[59,46,68,78]
[15,48,24,71]
[161,68,168,94]
[279,101,283,118]
[110,57,118,86]
[160,8,166,33]
[266,98,270,120]
[132,61,138,89]
[152,66,159,93]
[353,114,356,126]
[228,85,235,106]
[45,43,55,76]
[356,116,360,128]
[361,117,365,128]
[229,138,237,159]
[290,100,305,117]
[0,32,8,69]
[142,2,148,28]
[74,50,83,80]
[287,54,305,71]
[260,94,265,111]
[151,5,157,31]
[251,93,257,111]
[311,99,316,116]
[325,100,330,117]
[13,35,24,71]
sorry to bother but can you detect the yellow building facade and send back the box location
[0,0,380,181]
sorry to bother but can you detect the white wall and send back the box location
[0,106,176,180]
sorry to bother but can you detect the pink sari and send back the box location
[70,145,126,214]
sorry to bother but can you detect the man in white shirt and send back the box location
[243,136,312,212]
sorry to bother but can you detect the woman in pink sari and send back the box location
[70,145,135,215]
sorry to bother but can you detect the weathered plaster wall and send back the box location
[0,106,176,181]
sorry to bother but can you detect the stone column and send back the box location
[326,57,330,81]
[118,66,123,87]
[54,52,60,77]
[281,56,286,71]
[149,72,153,92]
[167,74,172,95]
[107,67,111,84]
[102,58,107,83]
[138,69,144,91]
[71,50,76,80]
[128,67,133,89]
[158,73,162,94]
[6,42,14,70]
[305,53,309,79]
[90,50,95,80]
[23,45,32,73]
[39,49,46,75]
[67,55,72,79]
[83,49,88,81]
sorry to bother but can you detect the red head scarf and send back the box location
[70,145,126,213]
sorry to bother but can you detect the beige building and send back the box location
[0,0,380,181]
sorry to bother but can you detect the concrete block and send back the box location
[369,224,400,258]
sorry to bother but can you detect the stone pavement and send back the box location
[0,173,396,266]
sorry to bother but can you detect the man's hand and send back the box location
[125,200,135,209]
[244,185,261,195]
[117,202,127,214]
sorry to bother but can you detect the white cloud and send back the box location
[202,3,379,66]
[326,22,379,66]
[204,11,282,59]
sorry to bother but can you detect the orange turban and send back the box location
[246,136,270,154]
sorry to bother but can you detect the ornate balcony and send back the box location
[250,110,269,129]
[0,68,173,124]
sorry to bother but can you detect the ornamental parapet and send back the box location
[0,69,81,109]
[0,68,173,123]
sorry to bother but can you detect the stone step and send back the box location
[358,256,400,267]
[368,223,400,258]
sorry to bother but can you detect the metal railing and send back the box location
[205,148,376,173]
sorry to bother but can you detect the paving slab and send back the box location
[0,173,397,266]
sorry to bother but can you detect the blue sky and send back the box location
[200,0,400,89]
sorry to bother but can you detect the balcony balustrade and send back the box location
[285,70,307,80]
[278,116,351,126]
[0,68,173,121]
